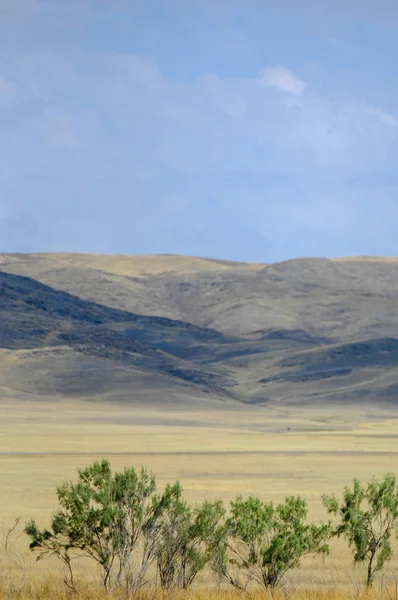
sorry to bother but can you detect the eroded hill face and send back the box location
[1,253,398,406]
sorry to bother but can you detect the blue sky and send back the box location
[1,0,398,262]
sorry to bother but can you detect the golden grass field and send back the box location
[2,397,398,599]
[1,587,398,600]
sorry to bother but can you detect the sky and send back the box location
[1,0,398,262]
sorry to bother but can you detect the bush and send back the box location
[155,481,225,589]
[25,459,398,593]
[214,495,331,590]
[25,459,163,593]
[323,473,398,587]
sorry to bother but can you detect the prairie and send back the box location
[2,397,398,596]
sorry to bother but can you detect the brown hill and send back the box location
[1,253,398,406]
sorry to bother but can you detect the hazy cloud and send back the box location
[0,1,398,260]
[108,53,164,90]
[1,48,397,258]
[364,106,398,127]
[259,66,306,96]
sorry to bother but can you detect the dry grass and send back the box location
[332,256,398,262]
[2,398,398,596]
[2,399,398,520]
[0,252,265,278]
[1,578,398,600]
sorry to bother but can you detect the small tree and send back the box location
[155,481,225,589]
[25,459,164,594]
[214,495,330,590]
[323,473,398,587]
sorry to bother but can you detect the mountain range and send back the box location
[1,253,397,406]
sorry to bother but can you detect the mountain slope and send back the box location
[2,253,398,340]
[1,253,398,405]
[0,271,235,399]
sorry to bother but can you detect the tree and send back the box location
[155,481,225,589]
[323,473,398,587]
[25,459,164,594]
[214,495,330,590]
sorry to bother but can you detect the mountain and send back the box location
[1,253,398,406]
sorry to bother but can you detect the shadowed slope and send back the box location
[0,271,236,398]
[1,254,398,405]
[2,253,398,340]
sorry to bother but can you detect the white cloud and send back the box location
[1,46,398,257]
[364,106,398,127]
[258,65,306,96]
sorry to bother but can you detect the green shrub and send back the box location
[323,473,398,587]
[25,459,162,593]
[214,495,331,590]
[155,481,225,589]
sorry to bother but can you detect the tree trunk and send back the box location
[367,551,376,587]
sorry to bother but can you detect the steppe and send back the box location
[1,253,398,597]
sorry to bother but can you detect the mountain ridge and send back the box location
[1,253,398,406]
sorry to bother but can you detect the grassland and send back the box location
[3,587,398,600]
[2,253,398,598]
[1,587,398,600]
[2,397,398,599]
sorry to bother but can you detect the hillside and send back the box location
[1,253,398,406]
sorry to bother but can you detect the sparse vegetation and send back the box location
[3,587,398,600]
[154,481,225,590]
[3,399,398,600]
[25,460,163,594]
[323,473,398,587]
[13,460,398,598]
[24,461,227,595]
[214,495,330,591]
[0,518,26,599]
